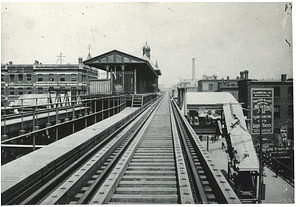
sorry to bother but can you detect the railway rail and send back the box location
[2,93,240,204]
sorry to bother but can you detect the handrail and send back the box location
[262,151,294,186]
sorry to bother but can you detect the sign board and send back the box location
[251,88,274,134]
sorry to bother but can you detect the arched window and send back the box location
[274,86,280,97]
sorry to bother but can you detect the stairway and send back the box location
[131,95,143,107]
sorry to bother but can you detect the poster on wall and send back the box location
[251,88,274,134]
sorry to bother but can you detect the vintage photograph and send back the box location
[1,2,294,204]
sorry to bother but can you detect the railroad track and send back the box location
[4,93,241,204]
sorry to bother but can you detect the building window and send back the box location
[60,74,65,81]
[18,74,23,82]
[274,86,280,97]
[38,87,43,94]
[274,105,280,118]
[10,74,14,82]
[1,74,4,82]
[288,86,293,98]
[38,74,43,82]
[49,74,54,81]
[71,74,76,82]
[18,88,23,95]
[26,87,32,94]
[209,84,213,90]
[1,87,5,95]
[203,83,208,90]
[9,88,14,95]
[27,74,32,81]
[288,105,293,118]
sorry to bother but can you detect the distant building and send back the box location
[198,74,239,100]
[238,72,293,142]
[177,79,198,92]
[1,58,98,106]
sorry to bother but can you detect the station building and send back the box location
[83,43,161,95]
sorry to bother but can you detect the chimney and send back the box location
[226,76,230,86]
[214,75,217,80]
[244,70,249,79]
[240,71,244,80]
[281,74,287,82]
[236,76,240,81]
[192,58,195,80]
[9,61,13,65]
[78,57,83,64]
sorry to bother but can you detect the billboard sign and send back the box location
[251,88,274,134]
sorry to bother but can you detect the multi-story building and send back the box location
[1,57,98,106]
[238,72,293,142]
[198,74,239,100]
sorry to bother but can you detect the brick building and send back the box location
[1,58,98,106]
[198,75,239,100]
[238,71,293,142]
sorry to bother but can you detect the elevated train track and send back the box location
[1,93,240,204]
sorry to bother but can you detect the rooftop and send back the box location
[186,92,238,105]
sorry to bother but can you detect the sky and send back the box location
[1,2,294,87]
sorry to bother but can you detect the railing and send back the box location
[1,95,126,163]
[262,151,294,186]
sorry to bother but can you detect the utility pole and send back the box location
[258,106,264,203]
[56,53,65,64]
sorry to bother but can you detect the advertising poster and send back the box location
[251,88,274,134]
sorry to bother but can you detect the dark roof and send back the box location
[83,49,161,77]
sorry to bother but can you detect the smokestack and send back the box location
[244,70,249,79]
[240,71,244,80]
[192,58,195,80]
[281,74,287,82]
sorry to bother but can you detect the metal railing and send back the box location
[1,95,126,162]
[262,151,294,186]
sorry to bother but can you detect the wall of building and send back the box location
[238,75,293,142]
[1,58,98,106]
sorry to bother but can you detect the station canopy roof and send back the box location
[83,49,161,77]
[186,92,238,106]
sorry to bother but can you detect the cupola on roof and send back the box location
[143,42,151,51]
[142,42,151,59]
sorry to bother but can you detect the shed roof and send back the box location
[186,92,238,105]
[83,49,161,77]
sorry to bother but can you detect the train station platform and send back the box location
[208,141,294,203]
[1,107,138,195]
